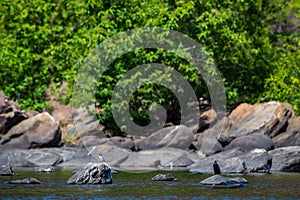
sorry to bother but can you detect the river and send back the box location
[0,168,299,199]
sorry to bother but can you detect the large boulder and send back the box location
[198,109,218,133]
[199,175,248,188]
[86,144,130,167]
[0,92,28,135]
[269,146,300,172]
[189,148,270,174]
[224,133,274,151]
[139,147,199,168]
[0,112,61,149]
[221,102,294,143]
[119,152,161,169]
[65,107,105,142]
[80,136,110,148]
[137,125,193,150]
[272,116,300,148]
[109,136,136,150]
[66,162,112,184]
[192,129,223,156]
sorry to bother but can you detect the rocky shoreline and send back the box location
[0,92,299,173]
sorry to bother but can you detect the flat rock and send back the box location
[269,146,300,172]
[199,175,248,188]
[137,125,193,150]
[152,174,177,181]
[9,178,42,184]
[0,112,61,149]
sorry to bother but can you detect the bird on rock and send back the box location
[213,161,221,175]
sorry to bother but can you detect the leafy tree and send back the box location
[1,0,299,136]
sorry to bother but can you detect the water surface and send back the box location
[0,168,299,199]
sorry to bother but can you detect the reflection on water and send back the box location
[0,168,299,199]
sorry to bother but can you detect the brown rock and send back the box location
[0,112,61,149]
[0,92,28,134]
[221,102,294,142]
[198,109,218,132]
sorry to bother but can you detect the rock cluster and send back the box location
[0,92,299,173]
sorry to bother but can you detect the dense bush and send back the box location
[0,0,299,134]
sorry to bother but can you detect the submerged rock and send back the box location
[9,178,42,184]
[34,167,52,173]
[152,173,178,181]
[66,162,112,184]
[199,175,248,188]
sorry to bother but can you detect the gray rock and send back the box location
[138,147,199,168]
[0,148,63,167]
[199,175,248,188]
[80,136,110,148]
[189,148,270,174]
[0,165,14,176]
[269,146,300,172]
[55,146,95,168]
[224,133,274,151]
[0,112,61,149]
[152,174,177,181]
[221,102,294,142]
[119,152,160,169]
[66,108,105,142]
[110,136,136,150]
[137,125,193,150]
[272,117,300,148]
[66,162,112,184]
[9,178,42,184]
[193,129,223,156]
[85,144,130,167]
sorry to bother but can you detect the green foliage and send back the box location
[1,0,300,135]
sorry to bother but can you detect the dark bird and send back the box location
[213,161,221,175]
[264,157,272,174]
